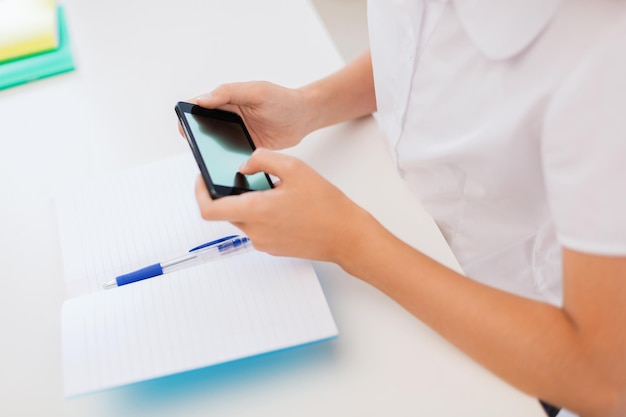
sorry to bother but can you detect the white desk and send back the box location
[0,1,544,416]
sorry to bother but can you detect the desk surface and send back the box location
[0,1,543,415]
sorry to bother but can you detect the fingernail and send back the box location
[197,92,213,102]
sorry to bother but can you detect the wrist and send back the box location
[331,205,389,280]
[298,81,328,134]
[297,51,376,135]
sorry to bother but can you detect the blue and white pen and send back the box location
[103,235,251,289]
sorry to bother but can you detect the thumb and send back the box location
[196,82,256,108]
[239,149,300,180]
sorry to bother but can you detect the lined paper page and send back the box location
[56,153,236,298]
[56,153,337,397]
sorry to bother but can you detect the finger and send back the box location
[177,120,188,138]
[194,175,255,222]
[239,148,301,180]
[196,82,259,109]
[193,92,240,116]
[194,174,212,212]
[177,96,201,138]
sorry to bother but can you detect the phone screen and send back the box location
[183,112,273,192]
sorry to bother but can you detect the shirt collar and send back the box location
[452,0,562,60]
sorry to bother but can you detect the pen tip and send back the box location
[103,280,117,290]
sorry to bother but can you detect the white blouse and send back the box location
[367,0,626,305]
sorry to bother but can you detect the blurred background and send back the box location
[311,0,368,62]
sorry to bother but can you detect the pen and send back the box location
[103,235,251,289]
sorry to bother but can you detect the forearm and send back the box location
[299,50,376,133]
[338,212,625,416]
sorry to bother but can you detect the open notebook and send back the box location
[56,153,338,397]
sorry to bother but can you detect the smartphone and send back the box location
[175,101,274,199]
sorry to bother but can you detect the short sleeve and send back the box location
[542,24,626,256]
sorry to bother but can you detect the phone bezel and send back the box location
[175,101,274,199]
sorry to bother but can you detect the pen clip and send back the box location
[189,235,239,253]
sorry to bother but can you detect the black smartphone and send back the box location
[175,101,274,199]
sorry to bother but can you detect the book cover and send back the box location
[0,0,58,62]
[0,6,74,90]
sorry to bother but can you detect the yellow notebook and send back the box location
[0,0,58,63]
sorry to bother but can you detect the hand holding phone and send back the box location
[175,101,274,199]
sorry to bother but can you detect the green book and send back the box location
[0,6,74,90]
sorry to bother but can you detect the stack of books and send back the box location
[0,0,74,90]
